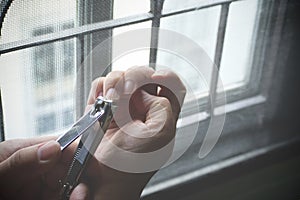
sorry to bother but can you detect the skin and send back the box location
[0,136,81,199]
[0,66,186,200]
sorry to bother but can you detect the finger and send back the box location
[0,135,57,161]
[131,90,174,138]
[112,67,156,128]
[42,141,79,191]
[103,71,124,100]
[123,66,155,95]
[87,77,105,105]
[70,183,89,200]
[0,140,61,192]
[109,91,175,153]
[152,69,186,119]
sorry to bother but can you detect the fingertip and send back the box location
[124,79,136,95]
[37,140,61,163]
[103,71,124,96]
[151,69,174,79]
[87,77,105,104]
[123,66,155,95]
[70,183,89,200]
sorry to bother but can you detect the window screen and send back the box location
[0,0,267,140]
[0,0,77,139]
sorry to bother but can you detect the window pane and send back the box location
[113,0,149,19]
[0,0,77,139]
[220,0,259,87]
[157,6,221,98]
[63,109,74,127]
[37,113,56,134]
[0,39,77,139]
[112,22,151,71]
[63,39,75,76]
[34,43,55,84]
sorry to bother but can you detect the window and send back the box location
[33,27,55,84]
[31,23,75,135]
[37,113,55,134]
[0,0,77,138]
[0,0,293,198]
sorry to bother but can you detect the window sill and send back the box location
[141,125,300,199]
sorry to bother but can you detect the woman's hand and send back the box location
[0,136,90,200]
[83,66,186,199]
[0,66,186,200]
[0,136,63,199]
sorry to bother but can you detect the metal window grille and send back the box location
[0,0,287,138]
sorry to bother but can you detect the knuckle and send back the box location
[158,97,170,107]
[105,71,123,86]
[107,70,123,77]
[91,78,100,88]
[9,150,22,169]
[125,66,154,77]
[156,97,172,114]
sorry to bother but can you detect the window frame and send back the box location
[142,0,291,197]
[142,0,300,198]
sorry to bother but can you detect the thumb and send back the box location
[130,90,173,138]
[70,183,90,200]
[0,140,61,189]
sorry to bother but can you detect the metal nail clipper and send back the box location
[56,96,115,200]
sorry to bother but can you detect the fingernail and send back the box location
[106,88,119,100]
[38,141,60,162]
[98,91,103,97]
[124,80,135,94]
[152,70,168,77]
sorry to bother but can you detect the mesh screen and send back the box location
[0,0,77,139]
[0,0,76,44]
[0,0,259,139]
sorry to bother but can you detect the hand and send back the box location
[83,66,186,199]
[0,66,186,200]
[0,136,89,200]
[0,136,61,199]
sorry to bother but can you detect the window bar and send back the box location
[0,13,154,55]
[207,3,230,114]
[0,89,5,141]
[75,1,88,117]
[0,0,241,55]
[161,0,239,18]
[149,0,164,68]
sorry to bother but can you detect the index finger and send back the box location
[123,66,155,95]
[0,135,57,160]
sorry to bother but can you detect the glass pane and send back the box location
[0,40,77,139]
[113,0,150,19]
[0,0,77,139]
[112,22,151,71]
[37,113,56,134]
[0,0,77,45]
[157,6,221,99]
[220,0,259,88]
